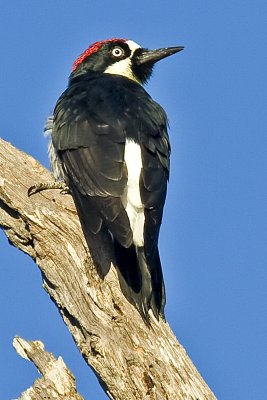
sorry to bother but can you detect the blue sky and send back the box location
[1,1,266,399]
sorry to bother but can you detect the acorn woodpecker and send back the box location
[49,38,183,321]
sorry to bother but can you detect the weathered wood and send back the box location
[0,138,217,400]
[13,336,84,399]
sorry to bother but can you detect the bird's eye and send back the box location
[112,47,124,58]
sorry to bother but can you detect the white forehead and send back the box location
[126,40,141,55]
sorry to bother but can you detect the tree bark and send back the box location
[13,336,84,399]
[0,138,217,400]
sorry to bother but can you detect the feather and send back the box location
[52,73,170,320]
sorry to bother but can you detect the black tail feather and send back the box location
[114,241,165,322]
[68,180,165,322]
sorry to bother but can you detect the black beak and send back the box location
[136,46,184,65]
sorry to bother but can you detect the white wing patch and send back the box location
[123,139,144,247]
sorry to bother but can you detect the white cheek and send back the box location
[104,40,141,83]
[104,58,140,83]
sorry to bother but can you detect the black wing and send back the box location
[52,76,133,247]
[53,75,170,254]
[139,106,170,317]
[139,97,170,262]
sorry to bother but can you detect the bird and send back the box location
[48,38,183,322]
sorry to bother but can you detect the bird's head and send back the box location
[71,38,184,84]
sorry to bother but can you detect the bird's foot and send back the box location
[28,181,70,196]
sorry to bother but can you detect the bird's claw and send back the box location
[28,181,69,196]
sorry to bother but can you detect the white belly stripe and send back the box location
[124,139,144,247]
